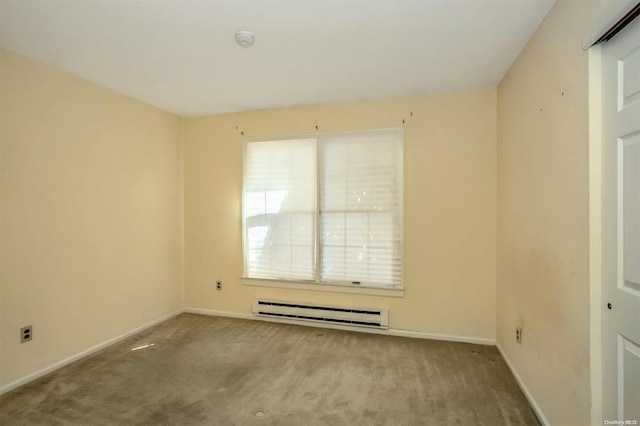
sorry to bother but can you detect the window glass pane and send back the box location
[320,130,402,287]
[242,130,402,289]
[244,139,316,281]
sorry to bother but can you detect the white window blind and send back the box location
[244,139,316,281]
[320,131,402,287]
[243,129,402,289]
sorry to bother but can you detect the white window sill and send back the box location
[242,278,405,298]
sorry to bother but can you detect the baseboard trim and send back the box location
[184,307,254,320]
[184,307,495,346]
[496,341,549,426]
[386,328,495,346]
[1,307,496,397]
[0,308,185,397]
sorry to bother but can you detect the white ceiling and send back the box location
[0,0,554,117]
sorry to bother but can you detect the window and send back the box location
[243,129,403,291]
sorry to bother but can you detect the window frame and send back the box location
[241,128,404,298]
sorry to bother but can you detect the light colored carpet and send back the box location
[0,314,539,425]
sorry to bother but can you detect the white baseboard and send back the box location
[1,307,496,397]
[386,328,495,346]
[0,308,185,397]
[184,307,254,320]
[496,341,549,426]
[184,307,495,346]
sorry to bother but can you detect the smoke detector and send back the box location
[235,31,255,48]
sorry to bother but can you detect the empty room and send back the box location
[1,0,639,425]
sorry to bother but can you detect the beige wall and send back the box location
[4,5,610,418]
[497,1,605,424]
[184,89,497,340]
[0,49,184,388]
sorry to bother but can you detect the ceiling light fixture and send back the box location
[235,31,255,48]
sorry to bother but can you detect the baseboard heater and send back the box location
[252,299,389,329]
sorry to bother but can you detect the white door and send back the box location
[602,15,640,423]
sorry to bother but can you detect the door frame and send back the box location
[588,41,604,426]
[587,1,639,424]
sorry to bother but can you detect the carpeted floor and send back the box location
[0,314,539,425]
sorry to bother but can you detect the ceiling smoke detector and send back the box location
[235,31,255,48]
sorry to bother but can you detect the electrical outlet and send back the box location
[21,326,32,343]
[515,327,522,344]
[216,281,222,290]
